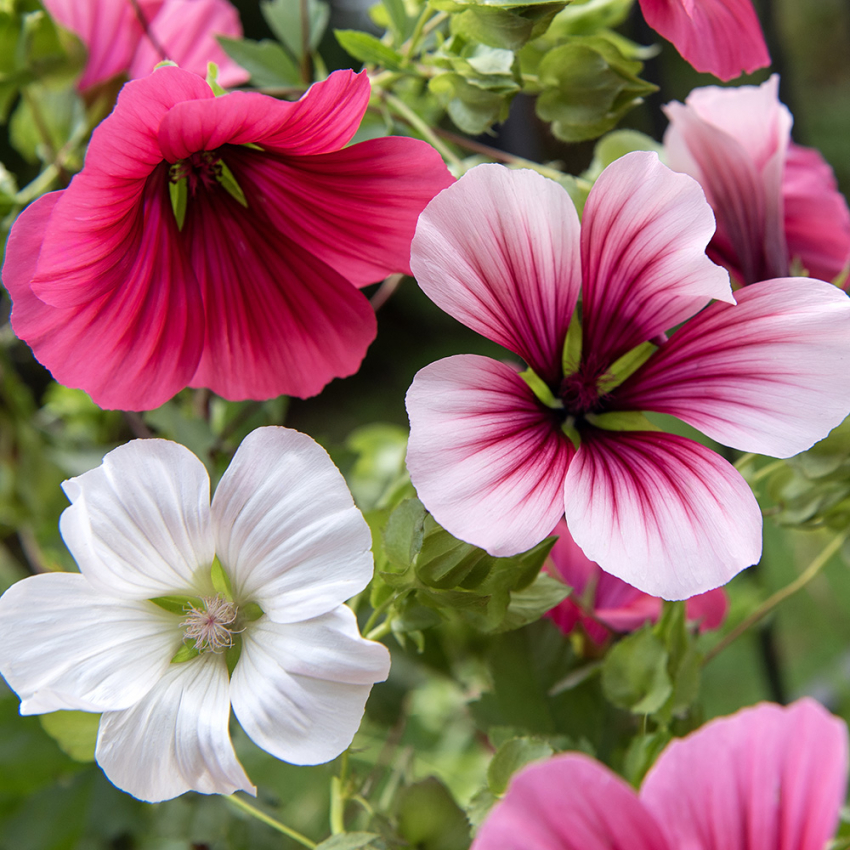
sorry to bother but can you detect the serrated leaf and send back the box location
[39,711,99,763]
[335,29,405,69]
[602,627,672,714]
[217,35,301,86]
[487,737,554,795]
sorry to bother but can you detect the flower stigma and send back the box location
[180,594,242,654]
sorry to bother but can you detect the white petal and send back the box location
[96,653,254,803]
[0,573,180,714]
[231,607,390,765]
[211,427,373,622]
[59,439,215,599]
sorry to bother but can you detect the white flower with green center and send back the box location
[0,427,390,802]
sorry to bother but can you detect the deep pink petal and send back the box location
[411,164,580,384]
[128,0,249,87]
[784,142,850,283]
[472,753,670,850]
[158,70,371,160]
[406,355,574,557]
[639,0,769,81]
[641,700,848,850]
[564,430,761,599]
[684,587,728,631]
[580,152,732,367]
[613,278,850,457]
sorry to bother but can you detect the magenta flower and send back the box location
[639,0,769,81]
[43,0,249,91]
[473,699,848,850]
[4,66,453,410]
[545,520,727,643]
[665,75,850,286]
[405,154,850,599]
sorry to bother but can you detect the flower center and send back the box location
[180,594,241,654]
[170,150,223,197]
[559,359,610,419]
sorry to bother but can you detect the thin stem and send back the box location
[704,533,846,664]
[300,0,313,84]
[748,459,786,484]
[228,795,317,848]
[129,0,169,60]
[403,6,433,61]
[362,595,395,637]
[370,273,404,311]
[366,621,392,641]
[382,93,462,166]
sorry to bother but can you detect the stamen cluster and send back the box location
[181,594,240,653]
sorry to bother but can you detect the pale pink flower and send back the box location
[665,75,850,286]
[473,699,848,850]
[545,520,727,643]
[3,66,453,410]
[405,154,850,599]
[43,0,249,91]
[639,0,769,81]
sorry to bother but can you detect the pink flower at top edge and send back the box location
[3,67,454,410]
[405,154,850,599]
[639,0,769,81]
[472,699,848,850]
[545,520,727,644]
[43,0,249,91]
[664,75,850,286]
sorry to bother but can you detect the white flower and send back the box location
[0,427,390,802]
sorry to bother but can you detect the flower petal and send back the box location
[211,427,373,622]
[410,164,580,385]
[641,699,848,850]
[406,355,575,557]
[0,573,179,715]
[231,607,390,765]
[96,653,254,802]
[564,430,761,599]
[613,278,850,457]
[472,753,670,850]
[580,152,732,367]
[639,0,769,81]
[59,439,215,599]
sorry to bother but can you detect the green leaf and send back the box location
[487,737,554,795]
[494,572,569,632]
[335,29,405,69]
[601,627,672,714]
[261,0,330,59]
[416,515,493,589]
[623,729,671,786]
[39,711,99,762]
[397,777,471,850]
[346,423,410,511]
[429,71,514,135]
[315,833,385,850]
[382,0,414,40]
[217,35,301,86]
[383,497,427,567]
[584,128,664,182]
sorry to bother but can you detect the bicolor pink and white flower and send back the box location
[664,75,850,285]
[639,0,769,81]
[473,699,848,850]
[0,427,391,802]
[545,520,727,643]
[3,66,453,410]
[406,154,850,599]
[43,0,249,91]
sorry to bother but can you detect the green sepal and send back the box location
[206,61,227,95]
[519,367,562,410]
[598,340,657,392]
[168,174,187,231]
[149,594,198,616]
[154,59,179,70]
[585,410,659,432]
[561,420,581,449]
[171,643,201,664]
[210,555,234,600]
[240,602,264,622]
[217,161,248,208]
[225,634,243,676]
[561,316,582,374]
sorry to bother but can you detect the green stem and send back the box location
[748,459,786,484]
[366,620,393,641]
[362,595,395,637]
[403,6,433,61]
[704,533,846,665]
[382,93,462,166]
[228,795,317,848]
[733,452,758,471]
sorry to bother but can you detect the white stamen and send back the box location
[181,595,241,653]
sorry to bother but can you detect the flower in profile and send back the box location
[4,66,453,410]
[0,427,391,802]
[638,0,769,81]
[406,154,850,599]
[473,699,848,850]
[43,0,249,91]
[664,75,850,286]
[545,520,727,643]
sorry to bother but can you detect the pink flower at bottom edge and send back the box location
[472,699,848,850]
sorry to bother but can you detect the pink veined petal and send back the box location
[406,355,575,557]
[96,653,255,803]
[472,753,671,850]
[563,430,761,600]
[5,184,205,411]
[410,164,581,385]
[784,142,850,283]
[638,0,769,81]
[641,699,849,850]
[58,439,215,600]
[231,608,390,765]
[580,151,732,367]
[613,278,850,458]
[128,0,249,87]
[0,573,179,715]
[211,428,374,623]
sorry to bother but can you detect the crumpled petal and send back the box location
[563,430,761,599]
[211,428,374,622]
[410,164,580,385]
[613,278,850,458]
[641,699,848,850]
[96,653,254,802]
[406,355,575,557]
[0,573,179,715]
[231,607,390,765]
[59,439,215,599]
